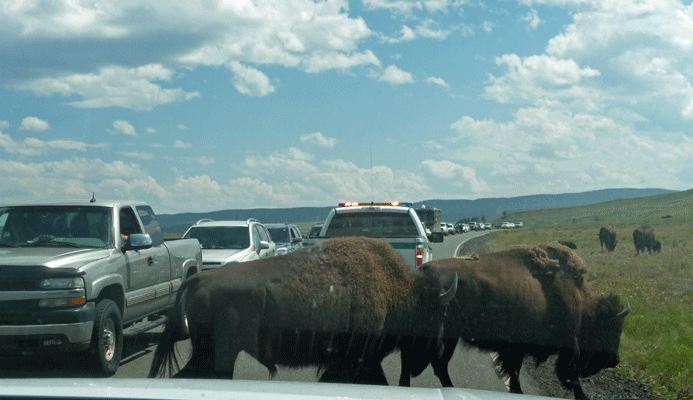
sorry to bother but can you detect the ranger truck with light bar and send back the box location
[304,202,443,270]
[0,199,202,376]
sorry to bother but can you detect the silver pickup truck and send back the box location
[0,199,202,375]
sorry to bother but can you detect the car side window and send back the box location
[119,207,142,240]
[258,225,270,243]
[135,205,164,246]
[251,225,262,249]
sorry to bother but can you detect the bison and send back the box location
[598,224,618,252]
[398,242,630,400]
[148,236,457,383]
[633,225,660,255]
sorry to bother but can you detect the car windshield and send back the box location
[1,0,689,398]
[267,227,290,243]
[183,226,250,250]
[324,211,419,238]
[0,206,113,248]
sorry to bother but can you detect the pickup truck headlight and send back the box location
[38,277,86,308]
[40,277,85,290]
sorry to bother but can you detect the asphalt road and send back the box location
[0,231,546,397]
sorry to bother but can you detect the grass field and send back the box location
[484,190,693,399]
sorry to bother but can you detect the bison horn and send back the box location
[617,302,631,318]
[439,273,458,306]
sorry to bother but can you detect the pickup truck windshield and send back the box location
[324,211,419,238]
[267,227,290,243]
[0,206,113,248]
[184,226,251,249]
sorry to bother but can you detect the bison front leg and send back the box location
[555,343,588,400]
[431,337,458,387]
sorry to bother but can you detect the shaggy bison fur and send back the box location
[398,242,629,400]
[148,237,456,384]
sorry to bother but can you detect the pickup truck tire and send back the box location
[90,299,123,376]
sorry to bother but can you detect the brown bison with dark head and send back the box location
[148,236,456,383]
[599,224,618,252]
[399,242,629,400]
[633,225,661,255]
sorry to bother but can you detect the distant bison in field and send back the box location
[149,237,457,384]
[558,240,577,249]
[598,224,618,252]
[633,225,661,255]
[399,242,630,400]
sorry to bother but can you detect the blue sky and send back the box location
[1,0,692,213]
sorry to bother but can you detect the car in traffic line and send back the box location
[265,223,304,255]
[181,218,276,269]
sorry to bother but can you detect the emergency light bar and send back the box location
[338,201,413,207]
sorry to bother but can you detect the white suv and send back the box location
[181,218,276,270]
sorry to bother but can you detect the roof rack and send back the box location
[247,218,259,224]
[195,219,214,225]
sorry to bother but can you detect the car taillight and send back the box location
[416,245,424,267]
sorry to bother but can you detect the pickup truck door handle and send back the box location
[147,256,154,266]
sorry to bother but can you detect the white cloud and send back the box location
[374,65,414,85]
[300,132,338,149]
[178,124,189,130]
[145,127,157,134]
[174,140,192,149]
[424,76,449,88]
[0,121,9,130]
[19,117,50,132]
[198,156,216,166]
[227,61,276,97]
[485,54,601,103]
[0,132,90,156]
[111,120,136,136]
[521,9,542,30]
[14,65,201,111]
[121,151,154,160]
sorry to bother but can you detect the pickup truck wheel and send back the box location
[90,299,123,376]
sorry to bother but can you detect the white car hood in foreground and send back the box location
[0,379,559,400]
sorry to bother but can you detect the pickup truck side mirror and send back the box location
[428,232,444,243]
[257,240,270,253]
[292,237,303,244]
[123,233,153,251]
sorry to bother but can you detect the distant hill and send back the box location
[157,188,676,234]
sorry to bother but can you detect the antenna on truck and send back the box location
[90,192,96,203]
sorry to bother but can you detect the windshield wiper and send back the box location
[25,236,90,248]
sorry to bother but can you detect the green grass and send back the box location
[486,189,693,399]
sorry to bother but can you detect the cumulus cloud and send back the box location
[374,65,414,85]
[0,132,89,156]
[424,76,449,88]
[0,121,9,130]
[198,156,216,166]
[173,140,192,149]
[485,54,601,103]
[14,65,200,111]
[300,132,338,149]
[111,120,136,136]
[120,151,153,160]
[19,117,50,132]
[227,62,276,97]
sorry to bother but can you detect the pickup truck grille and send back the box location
[0,300,38,325]
[0,279,38,291]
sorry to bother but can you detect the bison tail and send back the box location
[148,282,190,378]
[148,313,181,378]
